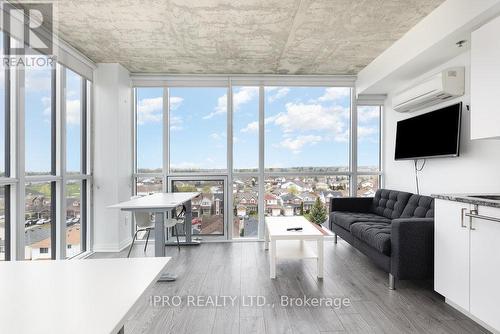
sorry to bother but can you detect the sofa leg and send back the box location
[389,273,396,290]
[334,233,338,244]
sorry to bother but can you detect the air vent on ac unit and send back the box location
[392,67,465,113]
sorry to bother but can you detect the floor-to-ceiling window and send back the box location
[232,86,259,237]
[133,78,381,240]
[24,54,56,259]
[356,104,382,197]
[0,29,92,260]
[64,69,90,258]
[0,31,11,260]
[168,87,228,237]
[135,86,229,238]
[264,87,351,222]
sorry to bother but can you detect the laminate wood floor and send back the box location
[90,240,489,334]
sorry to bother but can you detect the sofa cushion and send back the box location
[330,211,391,231]
[350,222,392,256]
[372,189,412,219]
[401,194,434,218]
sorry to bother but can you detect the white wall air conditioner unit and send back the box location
[392,67,465,113]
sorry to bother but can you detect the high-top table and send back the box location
[0,257,169,334]
[109,192,200,256]
[265,216,325,279]
[109,192,200,281]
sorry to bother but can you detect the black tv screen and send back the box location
[395,102,462,160]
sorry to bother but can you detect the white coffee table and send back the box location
[265,216,325,279]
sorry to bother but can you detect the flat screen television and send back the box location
[395,102,462,160]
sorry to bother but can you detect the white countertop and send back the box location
[0,257,169,334]
[108,192,200,210]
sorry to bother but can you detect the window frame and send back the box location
[168,175,228,239]
[0,30,93,260]
[132,76,382,241]
[355,99,384,194]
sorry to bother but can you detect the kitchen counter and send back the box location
[432,194,500,208]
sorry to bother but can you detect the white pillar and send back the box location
[92,63,133,252]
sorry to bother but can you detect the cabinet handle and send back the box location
[465,211,500,227]
[460,208,468,228]
[469,209,477,230]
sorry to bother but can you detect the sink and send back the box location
[468,195,500,201]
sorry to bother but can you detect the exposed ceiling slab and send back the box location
[36,0,444,74]
[356,0,500,95]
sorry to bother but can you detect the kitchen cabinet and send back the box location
[435,198,500,332]
[434,199,471,310]
[469,206,500,331]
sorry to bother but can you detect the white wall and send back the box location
[383,51,500,195]
[93,63,133,251]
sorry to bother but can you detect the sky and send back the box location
[136,86,380,172]
[24,64,83,174]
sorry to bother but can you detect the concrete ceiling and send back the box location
[47,0,445,74]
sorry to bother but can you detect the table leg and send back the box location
[270,239,276,279]
[265,227,269,250]
[154,211,176,282]
[317,238,324,279]
[154,212,165,257]
[185,199,192,243]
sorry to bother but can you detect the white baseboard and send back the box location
[93,237,132,253]
[445,298,499,334]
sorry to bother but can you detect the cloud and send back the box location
[66,99,81,125]
[358,106,380,123]
[25,68,52,91]
[267,87,290,103]
[42,96,51,114]
[203,87,258,119]
[170,116,183,131]
[170,96,183,110]
[203,95,227,119]
[41,96,51,123]
[210,132,226,140]
[317,87,351,102]
[66,90,79,99]
[137,96,162,124]
[357,126,378,142]
[241,121,258,133]
[136,96,183,125]
[277,135,322,154]
[272,102,347,135]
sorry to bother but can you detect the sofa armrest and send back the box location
[391,218,434,280]
[329,197,373,213]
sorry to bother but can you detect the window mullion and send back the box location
[258,85,265,240]
[14,60,25,261]
[56,65,66,259]
[350,87,358,197]
[163,87,169,191]
[227,79,233,239]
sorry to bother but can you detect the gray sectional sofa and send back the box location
[329,189,434,289]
